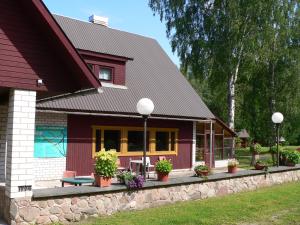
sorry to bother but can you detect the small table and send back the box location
[61,177,95,187]
[130,159,143,175]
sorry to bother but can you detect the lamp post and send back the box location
[136,98,154,180]
[271,112,284,167]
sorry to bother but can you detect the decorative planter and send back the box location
[157,172,169,182]
[286,161,296,167]
[95,175,112,187]
[228,166,237,174]
[254,164,265,170]
[196,170,209,177]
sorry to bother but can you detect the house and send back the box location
[0,1,235,223]
[237,129,250,148]
[34,15,235,176]
[0,0,235,200]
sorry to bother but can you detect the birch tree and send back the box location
[149,0,257,130]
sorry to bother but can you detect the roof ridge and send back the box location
[53,14,157,42]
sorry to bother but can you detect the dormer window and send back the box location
[99,67,112,81]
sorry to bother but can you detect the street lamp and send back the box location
[272,112,284,167]
[136,98,154,180]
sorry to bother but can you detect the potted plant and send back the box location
[250,142,262,166]
[228,159,239,173]
[94,150,117,187]
[126,175,144,190]
[194,165,210,177]
[117,171,134,185]
[285,151,300,167]
[254,160,266,170]
[155,159,173,182]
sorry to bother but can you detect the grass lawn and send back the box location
[235,146,300,169]
[79,181,300,225]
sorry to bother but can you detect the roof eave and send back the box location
[28,0,101,89]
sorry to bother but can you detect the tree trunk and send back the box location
[227,74,236,130]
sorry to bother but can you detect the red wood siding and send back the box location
[0,0,100,92]
[67,115,193,175]
[82,54,126,86]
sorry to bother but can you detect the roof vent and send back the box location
[89,15,108,27]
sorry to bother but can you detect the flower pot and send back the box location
[95,175,112,187]
[254,164,265,170]
[196,170,209,177]
[157,172,169,182]
[286,161,296,167]
[228,166,237,174]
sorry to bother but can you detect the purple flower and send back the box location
[126,175,144,190]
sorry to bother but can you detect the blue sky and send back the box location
[43,0,180,67]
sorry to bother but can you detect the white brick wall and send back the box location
[33,158,66,181]
[5,89,36,198]
[0,105,8,182]
[34,112,67,181]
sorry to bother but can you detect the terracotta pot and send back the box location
[95,175,112,187]
[254,164,265,170]
[157,172,169,182]
[196,170,209,177]
[286,161,296,167]
[228,166,237,174]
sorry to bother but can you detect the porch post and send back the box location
[5,89,36,198]
[209,121,213,167]
[191,121,196,168]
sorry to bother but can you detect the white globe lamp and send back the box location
[136,98,154,116]
[271,112,284,124]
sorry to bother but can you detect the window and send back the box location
[92,126,178,157]
[99,67,112,81]
[156,132,169,151]
[127,131,149,152]
[214,136,223,160]
[104,130,121,152]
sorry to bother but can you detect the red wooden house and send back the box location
[35,15,235,175]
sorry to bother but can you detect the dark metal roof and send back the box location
[37,15,215,119]
[237,129,250,138]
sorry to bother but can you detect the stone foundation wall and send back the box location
[5,169,300,225]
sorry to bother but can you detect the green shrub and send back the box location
[155,159,173,173]
[270,145,283,154]
[250,143,262,154]
[194,165,209,172]
[94,150,117,178]
[117,171,134,183]
[285,151,300,164]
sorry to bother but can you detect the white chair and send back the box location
[145,157,155,178]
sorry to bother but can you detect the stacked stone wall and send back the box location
[5,169,300,225]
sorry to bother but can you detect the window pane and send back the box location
[104,130,120,152]
[128,131,149,152]
[156,132,169,151]
[99,68,112,81]
[170,132,175,151]
[214,136,223,160]
[196,135,204,161]
[95,129,101,152]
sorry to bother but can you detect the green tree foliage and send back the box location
[149,0,300,145]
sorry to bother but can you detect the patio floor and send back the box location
[33,167,230,189]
